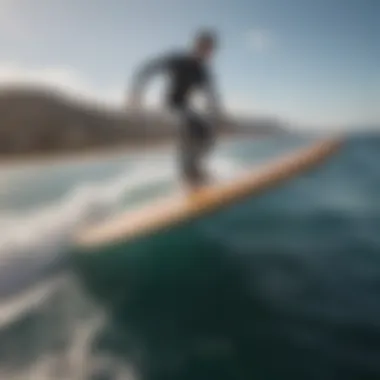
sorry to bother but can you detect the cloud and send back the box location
[246,29,273,52]
[0,63,123,107]
[0,62,181,113]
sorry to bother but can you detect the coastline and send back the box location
[0,135,248,170]
[0,141,174,170]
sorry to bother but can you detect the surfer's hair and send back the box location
[194,29,218,48]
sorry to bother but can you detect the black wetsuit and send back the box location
[132,51,221,184]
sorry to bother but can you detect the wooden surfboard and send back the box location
[76,137,342,249]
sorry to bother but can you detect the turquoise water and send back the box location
[1,133,380,379]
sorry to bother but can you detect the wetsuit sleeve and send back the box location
[130,54,176,98]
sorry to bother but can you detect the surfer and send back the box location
[128,29,225,189]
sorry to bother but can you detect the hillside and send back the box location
[0,86,285,158]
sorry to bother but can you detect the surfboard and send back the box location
[76,137,342,249]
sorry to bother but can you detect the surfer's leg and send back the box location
[179,109,213,188]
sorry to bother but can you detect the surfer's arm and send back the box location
[129,54,174,104]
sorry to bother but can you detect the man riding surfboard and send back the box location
[128,29,225,189]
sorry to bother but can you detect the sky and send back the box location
[0,0,378,129]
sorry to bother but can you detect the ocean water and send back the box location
[0,132,380,380]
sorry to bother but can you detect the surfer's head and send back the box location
[193,29,218,60]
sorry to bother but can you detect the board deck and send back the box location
[76,137,342,249]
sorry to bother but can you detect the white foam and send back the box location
[0,155,242,293]
[0,153,243,380]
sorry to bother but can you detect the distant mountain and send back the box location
[0,86,285,158]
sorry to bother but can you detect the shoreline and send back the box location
[0,135,248,170]
[0,141,174,170]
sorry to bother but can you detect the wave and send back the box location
[1,132,380,379]
[0,154,241,299]
[69,133,380,380]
